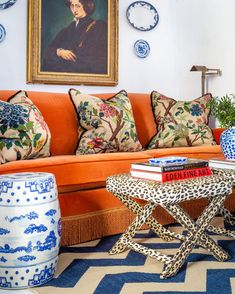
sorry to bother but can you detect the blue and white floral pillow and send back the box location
[147,91,216,148]
[0,91,51,163]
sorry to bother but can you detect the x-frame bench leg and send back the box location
[109,192,230,279]
[161,194,229,279]
[218,206,235,225]
[110,199,172,263]
[110,192,177,245]
[207,224,235,238]
[206,198,235,238]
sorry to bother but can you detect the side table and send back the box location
[0,172,61,289]
[106,173,233,279]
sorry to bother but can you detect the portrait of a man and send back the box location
[41,0,108,74]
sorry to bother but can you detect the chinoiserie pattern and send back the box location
[220,127,235,160]
[106,173,233,279]
[0,172,61,289]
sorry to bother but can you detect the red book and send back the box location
[130,167,212,182]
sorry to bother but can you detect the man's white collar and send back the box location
[74,18,79,27]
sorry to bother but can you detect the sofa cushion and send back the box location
[148,91,216,149]
[69,89,143,154]
[144,145,222,160]
[0,145,222,188]
[0,151,150,186]
[0,91,51,163]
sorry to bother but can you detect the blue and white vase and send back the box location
[220,127,235,160]
[0,172,61,289]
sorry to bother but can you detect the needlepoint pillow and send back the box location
[147,91,216,149]
[69,89,142,154]
[0,91,51,164]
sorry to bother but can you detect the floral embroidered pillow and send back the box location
[147,91,216,149]
[69,89,142,154]
[0,91,51,164]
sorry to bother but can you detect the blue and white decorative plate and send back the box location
[134,39,150,58]
[0,0,17,10]
[0,24,6,43]
[149,157,188,165]
[126,1,159,31]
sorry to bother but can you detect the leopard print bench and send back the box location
[106,173,233,279]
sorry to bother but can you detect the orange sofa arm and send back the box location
[212,128,226,145]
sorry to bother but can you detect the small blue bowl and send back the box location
[149,157,188,165]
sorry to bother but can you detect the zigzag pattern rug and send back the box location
[30,217,235,294]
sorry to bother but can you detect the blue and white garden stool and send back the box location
[0,172,61,289]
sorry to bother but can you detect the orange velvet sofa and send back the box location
[0,90,234,246]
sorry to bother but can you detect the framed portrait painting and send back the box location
[27,0,118,86]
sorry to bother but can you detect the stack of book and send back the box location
[130,158,212,182]
[209,157,235,170]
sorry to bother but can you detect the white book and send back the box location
[209,157,235,170]
[130,170,163,181]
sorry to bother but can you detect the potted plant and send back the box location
[210,94,235,128]
[209,94,235,160]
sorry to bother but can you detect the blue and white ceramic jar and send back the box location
[220,127,235,160]
[0,172,61,289]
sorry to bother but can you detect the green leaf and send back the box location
[15,141,23,147]
[6,142,13,149]
[22,139,31,146]
[93,108,98,116]
[168,125,175,130]
[34,133,42,141]
[19,131,26,140]
[17,124,26,131]
[33,133,42,147]
[184,105,190,112]
[130,129,134,140]
[0,142,5,150]
[0,125,7,135]
[163,132,170,139]
[191,130,200,135]
[26,121,34,131]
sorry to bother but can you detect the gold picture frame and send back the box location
[27,0,118,86]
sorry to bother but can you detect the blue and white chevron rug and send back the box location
[23,217,235,294]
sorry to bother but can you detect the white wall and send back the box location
[1,0,235,99]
